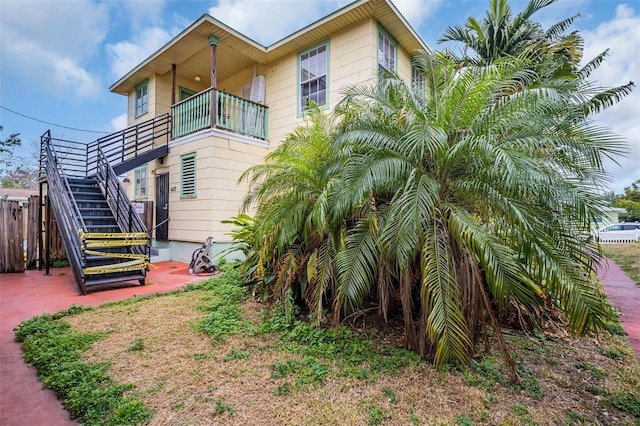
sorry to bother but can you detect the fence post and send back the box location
[27,195,39,269]
[0,200,25,273]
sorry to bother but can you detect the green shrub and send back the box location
[14,315,151,425]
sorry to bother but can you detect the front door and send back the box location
[155,172,169,241]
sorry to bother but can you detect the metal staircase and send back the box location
[39,114,171,294]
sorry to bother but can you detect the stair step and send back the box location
[79,207,112,215]
[85,227,121,234]
[85,257,141,267]
[68,183,100,189]
[83,218,118,226]
[72,192,105,200]
[83,220,119,227]
[77,202,109,209]
[84,273,145,287]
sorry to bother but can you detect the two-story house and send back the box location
[38,0,429,293]
[110,0,428,263]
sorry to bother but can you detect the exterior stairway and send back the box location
[69,178,147,288]
[39,114,171,294]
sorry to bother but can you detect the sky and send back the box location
[0,0,638,193]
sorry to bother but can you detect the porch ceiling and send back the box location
[110,17,268,95]
[110,0,428,96]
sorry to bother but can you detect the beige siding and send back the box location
[263,54,298,145]
[330,18,377,96]
[155,134,269,243]
[397,39,413,83]
[126,75,157,127]
[119,14,420,250]
[264,19,379,148]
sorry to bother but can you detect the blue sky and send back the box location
[1,0,638,192]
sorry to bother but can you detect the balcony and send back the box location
[171,88,268,141]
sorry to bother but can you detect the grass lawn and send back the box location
[602,243,640,286]
[15,266,640,425]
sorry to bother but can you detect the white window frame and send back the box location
[135,80,149,117]
[134,166,147,199]
[378,27,397,80]
[298,41,329,114]
[411,61,425,93]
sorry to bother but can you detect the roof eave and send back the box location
[109,14,268,95]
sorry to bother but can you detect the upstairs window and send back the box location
[378,28,397,80]
[135,80,149,117]
[412,62,425,93]
[299,42,328,113]
[180,152,196,199]
[134,166,147,199]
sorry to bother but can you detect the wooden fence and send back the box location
[3,197,154,274]
[1,196,67,273]
[0,200,25,273]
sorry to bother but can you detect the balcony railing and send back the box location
[171,88,268,140]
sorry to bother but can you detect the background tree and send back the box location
[613,179,640,221]
[0,125,39,188]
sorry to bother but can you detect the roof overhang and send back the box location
[266,0,429,61]
[110,0,429,95]
[110,15,268,95]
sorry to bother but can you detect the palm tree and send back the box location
[239,105,342,323]
[439,0,634,113]
[439,0,579,67]
[331,51,623,374]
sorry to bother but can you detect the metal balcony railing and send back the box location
[171,88,268,140]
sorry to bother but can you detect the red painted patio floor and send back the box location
[0,262,209,426]
[1,259,639,425]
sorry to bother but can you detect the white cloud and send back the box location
[581,4,640,193]
[206,0,438,46]
[207,0,345,45]
[110,113,128,132]
[392,0,443,28]
[107,27,176,79]
[0,0,108,98]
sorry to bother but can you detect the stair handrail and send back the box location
[95,144,150,259]
[87,113,171,176]
[40,131,87,291]
[41,135,88,233]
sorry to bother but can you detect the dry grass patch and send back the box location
[22,269,640,425]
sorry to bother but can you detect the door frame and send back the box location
[155,172,169,241]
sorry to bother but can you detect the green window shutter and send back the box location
[180,152,196,199]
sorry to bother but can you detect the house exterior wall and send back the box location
[128,132,268,244]
[122,16,420,261]
[126,75,156,126]
[263,18,378,146]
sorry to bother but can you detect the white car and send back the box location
[595,222,640,243]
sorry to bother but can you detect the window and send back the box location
[134,166,147,198]
[180,152,196,199]
[378,28,397,80]
[412,62,425,93]
[299,42,328,113]
[179,87,196,102]
[135,80,149,116]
